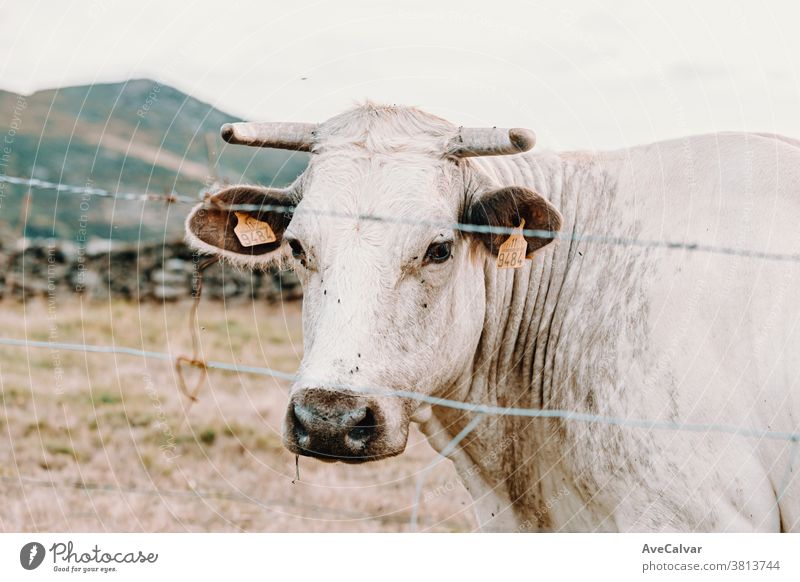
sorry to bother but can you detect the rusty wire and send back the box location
[174,256,219,404]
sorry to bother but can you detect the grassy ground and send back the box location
[0,297,475,532]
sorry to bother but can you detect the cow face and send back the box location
[185,105,561,463]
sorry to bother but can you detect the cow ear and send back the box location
[466,186,562,256]
[185,185,295,268]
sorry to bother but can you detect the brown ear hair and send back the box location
[185,185,294,266]
[465,186,562,256]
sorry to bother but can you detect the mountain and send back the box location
[0,79,308,242]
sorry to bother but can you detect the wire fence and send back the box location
[1,171,799,531]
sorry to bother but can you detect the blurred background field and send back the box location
[0,297,475,532]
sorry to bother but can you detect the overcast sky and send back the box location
[1,0,799,149]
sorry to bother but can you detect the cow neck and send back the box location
[430,152,600,501]
[449,151,581,410]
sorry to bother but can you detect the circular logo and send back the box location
[20,542,46,570]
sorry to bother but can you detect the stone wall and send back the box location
[0,238,302,302]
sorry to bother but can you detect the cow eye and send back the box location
[424,241,452,264]
[288,239,306,261]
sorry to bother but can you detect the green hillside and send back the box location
[0,79,308,242]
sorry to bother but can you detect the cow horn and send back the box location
[450,127,536,157]
[220,122,317,152]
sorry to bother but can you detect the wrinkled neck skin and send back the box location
[420,151,628,532]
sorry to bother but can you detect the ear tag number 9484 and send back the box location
[233,211,277,247]
[496,219,528,269]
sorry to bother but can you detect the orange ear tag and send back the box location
[233,212,277,247]
[496,219,528,269]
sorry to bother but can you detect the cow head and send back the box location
[185,104,561,463]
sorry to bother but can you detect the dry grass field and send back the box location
[0,297,475,532]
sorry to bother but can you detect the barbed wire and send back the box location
[0,174,197,204]
[3,173,800,263]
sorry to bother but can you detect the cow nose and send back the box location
[291,402,375,444]
[287,390,379,460]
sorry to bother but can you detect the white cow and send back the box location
[186,103,800,532]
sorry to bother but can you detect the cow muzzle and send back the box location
[283,388,407,463]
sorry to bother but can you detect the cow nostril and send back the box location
[347,407,376,443]
[291,404,310,444]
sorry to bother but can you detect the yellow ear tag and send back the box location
[233,212,277,247]
[496,219,528,269]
